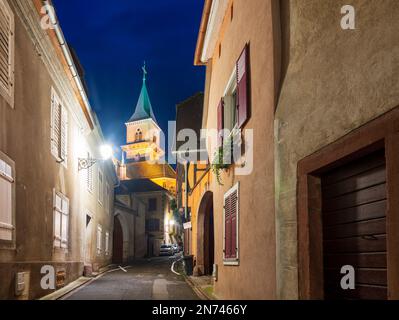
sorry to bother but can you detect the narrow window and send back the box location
[224,183,239,264]
[105,231,110,255]
[0,154,14,241]
[53,190,69,249]
[97,225,102,255]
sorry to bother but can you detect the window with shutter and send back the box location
[98,170,103,205]
[60,106,68,167]
[0,0,14,107]
[51,89,68,167]
[53,190,69,249]
[0,156,14,241]
[223,183,239,264]
[86,152,94,193]
[236,45,250,128]
[105,231,109,255]
[97,225,102,255]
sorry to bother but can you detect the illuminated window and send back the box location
[135,128,143,141]
[0,153,14,241]
[53,190,69,249]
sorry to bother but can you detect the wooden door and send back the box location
[321,150,387,299]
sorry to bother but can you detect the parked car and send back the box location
[160,244,174,256]
[172,244,179,254]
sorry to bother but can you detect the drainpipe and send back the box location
[184,161,188,221]
[43,0,95,129]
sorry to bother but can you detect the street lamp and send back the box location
[78,144,113,171]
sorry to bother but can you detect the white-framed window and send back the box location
[51,88,68,168]
[0,155,14,241]
[0,0,15,107]
[53,190,69,249]
[105,231,109,255]
[223,69,238,133]
[98,170,103,205]
[223,183,239,265]
[96,224,102,255]
[86,152,94,193]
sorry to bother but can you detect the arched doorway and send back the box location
[195,192,214,276]
[112,215,123,264]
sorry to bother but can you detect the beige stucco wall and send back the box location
[275,0,399,299]
[0,1,115,299]
[204,0,277,299]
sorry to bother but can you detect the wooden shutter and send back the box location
[97,225,102,254]
[217,98,224,147]
[230,189,238,259]
[236,45,249,128]
[61,197,69,249]
[0,158,13,241]
[0,0,13,97]
[224,193,232,259]
[105,231,109,255]
[224,183,239,261]
[60,106,68,166]
[51,93,61,159]
[53,191,62,247]
[87,152,93,192]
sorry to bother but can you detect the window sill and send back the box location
[223,259,239,266]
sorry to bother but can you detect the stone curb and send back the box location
[182,274,217,301]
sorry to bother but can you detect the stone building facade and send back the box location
[0,0,117,299]
[192,0,398,300]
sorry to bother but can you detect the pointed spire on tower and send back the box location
[127,62,158,124]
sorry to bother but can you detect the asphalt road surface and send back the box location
[63,256,200,300]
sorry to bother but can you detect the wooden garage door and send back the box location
[321,150,387,300]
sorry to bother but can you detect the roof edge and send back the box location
[194,0,213,66]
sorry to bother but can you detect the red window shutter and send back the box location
[224,193,232,259]
[236,45,249,128]
[217,98,224,147]
[230,190,238,259]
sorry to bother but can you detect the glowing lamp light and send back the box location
[100,144,113,160]
[78,144,114,171]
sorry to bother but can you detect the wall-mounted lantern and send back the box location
[78,145,113,171]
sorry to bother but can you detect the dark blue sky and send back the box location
[53,0,205,156]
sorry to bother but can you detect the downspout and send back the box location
[184,161,188,221]
[43,0,95,129]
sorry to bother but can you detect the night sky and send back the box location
[53,0,205,158]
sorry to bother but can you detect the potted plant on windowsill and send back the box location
[211,138,233,186]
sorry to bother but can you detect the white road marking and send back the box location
[118,266,128,273]
[152,279,169,300]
